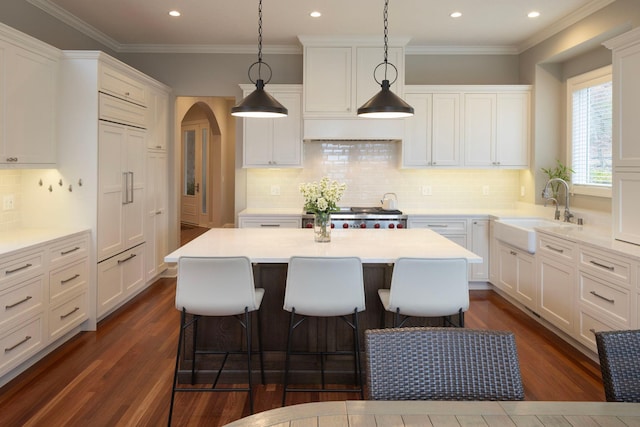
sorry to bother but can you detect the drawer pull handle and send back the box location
[545,245,564,253]
[5,336,32,352]
[5,263,33,275]
[61,247,81,255]
[590,261,614,271]
[510,251,517,256]
[117,254,137,264]
[61,274,80,284]
[60,307,80,319]
[590,291,615,304]
[5,295,33,309]
[260,224,280,227]
[427,224,449,228]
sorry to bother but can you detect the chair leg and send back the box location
[256,308,265,385]
[282,309,296,406]
[244,307,254,414]
[190,315,198,384]
[352,308,364,399]
[168,309,186,427]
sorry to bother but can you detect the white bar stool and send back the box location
[378,258,469,327]
[282,256,366,406]
[168,256,265,426]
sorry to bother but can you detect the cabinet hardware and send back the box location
[5,263,33,275]
[60,306,80,319]
[61,247,81,255]
[5,157,18,162]
[589,260,614,271]
[5,295,32,309]
[61,274,80,284]
[427,224,448,228]
[117,253,137,264]
[545,245,564,253]
[4,336,31,352]
[156,210,162,215]
[510,250,517,256]
[260,224,280,227]
[590,290,614,304]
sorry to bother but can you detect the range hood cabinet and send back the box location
[303,118,405,141]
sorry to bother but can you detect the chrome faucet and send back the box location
[544,197,561,220]
[542,178,573,222]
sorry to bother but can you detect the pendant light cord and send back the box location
[383,0,389,80]
[257,0,263,78]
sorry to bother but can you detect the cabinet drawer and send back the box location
[538,234,576,262]
[49,292,88,340]
[578,272,631,325]
[48,234,89,270]
[99,93,147,128]
[239,218,301,228]
[0,315,43,374]
[0,250,45,290]
[407,219,467,234]
[579,247,632,286]
[49,259,88,304]
[99,66,146,106]
[576,309,618,353]
[0,276,45,330]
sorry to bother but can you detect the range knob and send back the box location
[360,223,366,229]
[331,223,335,228]
[389,223,395,229]
[305,223,313,228]
[374,223,380,229]
[343,223,349,229]
[397,223,404,229]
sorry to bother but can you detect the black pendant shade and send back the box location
[357,79,414,118]
[231,79,288,118]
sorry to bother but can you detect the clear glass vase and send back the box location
[314,212,331,242]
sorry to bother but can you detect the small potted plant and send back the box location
[541,160,573,199]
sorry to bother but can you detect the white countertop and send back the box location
[0,227,91,257]
[164,228,483,264]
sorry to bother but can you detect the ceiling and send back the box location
[27,0,615,54]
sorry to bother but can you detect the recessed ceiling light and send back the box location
[169,10,181,17]
[450,11,462,18]
[310,11,322,18]
[528,11,540,18]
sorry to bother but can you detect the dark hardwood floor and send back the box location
[0,227,605,426]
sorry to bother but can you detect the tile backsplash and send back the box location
[246,141,521,210]
[0,170,21,231]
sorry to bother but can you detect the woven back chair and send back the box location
[365,327,524,401]
[595,329,640,402]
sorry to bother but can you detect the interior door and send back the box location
[180,122,210,226]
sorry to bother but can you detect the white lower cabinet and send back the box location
[145,150,168,280]
[470,219,489,282]
[238,216,302,228]
[0,230,90,381]
[496,242,535,310]
[97,244,145,319]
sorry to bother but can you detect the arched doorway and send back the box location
[175,97,236,236]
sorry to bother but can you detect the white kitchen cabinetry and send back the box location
[536,233,577,336]
[605,28,640,245]
[145,151,168,280]
[402,91,460,167]
[242,85,302,168]
[0,24,60,167]
[463,90,530,168]
[300,38,406,117]
[97,122,146,262]
[496,242,535,310]
[408,216,489,282]
[57,51,171,322]
[0,230,89,383]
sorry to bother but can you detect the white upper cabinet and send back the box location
[403,91,460,167]
[0,24,60,167]
[99,63,147,106]
[147,88,169,150]
[463,89,530,168]
[242,84,302,168]
[300,37,406,118]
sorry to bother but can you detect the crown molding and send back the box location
[405,45,519,55]
[118,44,302,55]
[517,0,617,54]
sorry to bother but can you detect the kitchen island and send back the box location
[165,228,481,383]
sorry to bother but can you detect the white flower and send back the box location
[299,176,346,213]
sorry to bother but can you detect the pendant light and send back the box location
[357,0,413,118]
[231,0,288,118]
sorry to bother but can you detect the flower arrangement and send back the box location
[299,177,347,214]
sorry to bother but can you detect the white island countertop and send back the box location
[165,228,483,264]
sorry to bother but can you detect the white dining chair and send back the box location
[282,256,366,405]
[379,257,469,327]
[168,256,265,426]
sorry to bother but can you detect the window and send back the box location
[567,65,612,197]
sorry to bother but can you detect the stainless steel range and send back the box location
[302,207,407,229]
